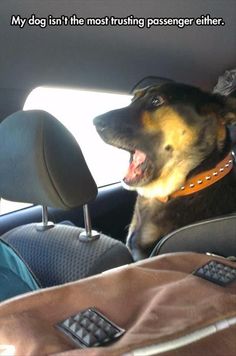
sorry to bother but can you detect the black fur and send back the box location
[94,83,236,260]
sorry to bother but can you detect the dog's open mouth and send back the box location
[123,149,154,186]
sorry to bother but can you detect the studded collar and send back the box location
[169,152,234,200]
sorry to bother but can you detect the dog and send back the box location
[94,82,236,260]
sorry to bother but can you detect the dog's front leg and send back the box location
[126,202,150,261]
[126,205,139,258]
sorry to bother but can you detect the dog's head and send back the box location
[94,83,236,199]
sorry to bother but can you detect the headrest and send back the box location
[0,110,97,209]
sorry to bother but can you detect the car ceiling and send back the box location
[0,0,235,119]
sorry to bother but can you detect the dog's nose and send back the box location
[93,114,106,128]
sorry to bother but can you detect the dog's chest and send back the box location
[130,197,173,248]
[130,174,236,252]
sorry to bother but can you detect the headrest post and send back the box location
[79,204,100,242]
[42,205,49,227]
[36,205,54,231]
[83,204,92,237]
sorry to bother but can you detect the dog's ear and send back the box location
[200,94,236,149]
[215,96,236,150]
[222,96,236,125]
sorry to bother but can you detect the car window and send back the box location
[0,87,131,215]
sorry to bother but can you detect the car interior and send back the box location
[0,0,236,355]
[0,0,236,354]
[0,0,235,279]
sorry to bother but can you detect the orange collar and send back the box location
[162,152,234,202]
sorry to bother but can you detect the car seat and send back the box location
[151,214,236,258]
[0,110,133,287]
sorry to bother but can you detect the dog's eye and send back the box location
[150,96,164,108]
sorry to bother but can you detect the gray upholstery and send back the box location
[0,110,133,286]
[151,214,236,258]
[0,110,97,209]
[2,223,133,287]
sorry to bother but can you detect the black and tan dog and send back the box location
[94,83,236,260]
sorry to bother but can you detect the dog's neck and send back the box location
[169,151,234,201]
[136,149,235,203]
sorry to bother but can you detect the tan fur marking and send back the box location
[138,106,201,199]
[142,106,196,150]
[139,222,161,246]
[137,159,197,199]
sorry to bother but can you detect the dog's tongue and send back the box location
[124,150,146,182]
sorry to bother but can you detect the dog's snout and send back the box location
[93,114,106,128]
[94,106,132,129]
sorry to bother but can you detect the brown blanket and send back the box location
[0,252,236,355]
